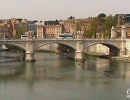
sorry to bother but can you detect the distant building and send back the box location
[37,24,44,38]
[36,18,91,39]
[124,14,130,24]
[9,18,28,38]
[63,19,77,33]
[37,24,63,39]
[63,18,91,34]
[28,21,37,35]
[117,14,130,26]
[37,20,63,39]
[44,25,63,38]
[0,27,12,39]
[123,24,130,38]
[115,14,130,38]
[44,20,59,25]
[115,24,130,38]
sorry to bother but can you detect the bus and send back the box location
[21,35,37,39]
[21,35,27,39]
[58,33,74,39]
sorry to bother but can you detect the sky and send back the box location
[1,0,130,21]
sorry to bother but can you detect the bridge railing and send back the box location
[1,38,130,42]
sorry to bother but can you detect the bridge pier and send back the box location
[75,41,84,61]
[25,50,36,62]
[75,51,84,60]
[25,31,36,62]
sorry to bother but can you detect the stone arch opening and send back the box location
[84,42,120,56]
[34,42,76,59]
[0,43,26,60]
[34,42,76,52]
[2,43,26,51]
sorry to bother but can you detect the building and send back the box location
[63,18,91,35]
[124,14,130,24]
[63,19,77,33]
[37,18,91,39]
[28,21,37,35]
[0,19,12,39]
[37,24,63,39]
[117,14,130,26]
[37,20,63,39]
[115,14,130,38]
[0,27,12,39]
[44,25,63,38]
[44,20,59,25]
[9,18,28,38]
[37,24,44,38]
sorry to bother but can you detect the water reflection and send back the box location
[0,52,130,100]
[0,52,129,81]
[25,63,35,81]
[0,63,25,78]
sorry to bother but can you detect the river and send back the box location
[0,52,130,100]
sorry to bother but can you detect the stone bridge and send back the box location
[1,25,130,62]
[0,38,130,62]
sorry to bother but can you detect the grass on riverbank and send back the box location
[85,52,110,58]
[35,50,58,53]
[111,56,130,63]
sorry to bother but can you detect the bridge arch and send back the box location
[84,42,120,56]
[34,42,76,51]
[3,43,26,51]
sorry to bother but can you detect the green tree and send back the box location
[113,14,119,26]
[98,13,106,19]
[68,16,75,20]
[105,16,114,30]
[76,19,87,31]
[84,18,99,38]
[16,25,27,38]
[103,15,114,38]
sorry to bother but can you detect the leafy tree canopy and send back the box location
[98,13,106,19]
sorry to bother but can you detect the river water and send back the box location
[0,52,130,100]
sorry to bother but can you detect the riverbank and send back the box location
[85,52,111,59]
[36,50,58,53]
[112,56,130,63]
[85,52,130,62]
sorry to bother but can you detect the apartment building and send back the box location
[37,20,63,39]
[37,18,91,39]
[37,24,63,39]
[63,19,77,33]
[10,18,28,38]
[63,18,91,34]
[37,24,44,38]
[0,27,12,39]
[115,14,130,38]
[45,25,63,38]
[28,20,37,35]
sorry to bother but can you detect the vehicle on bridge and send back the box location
[21,35,27,39]
[21,35,37,39]
[58,33,74,39]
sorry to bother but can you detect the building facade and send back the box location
[0,27,12,39]
[37,18,91,39]
[37,25,44,38]
[44,25,63,38]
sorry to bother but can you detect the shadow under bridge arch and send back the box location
[84,42,120,56]
[34,42,76,58]
[0,43,26,60]
[2,43,26,51]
